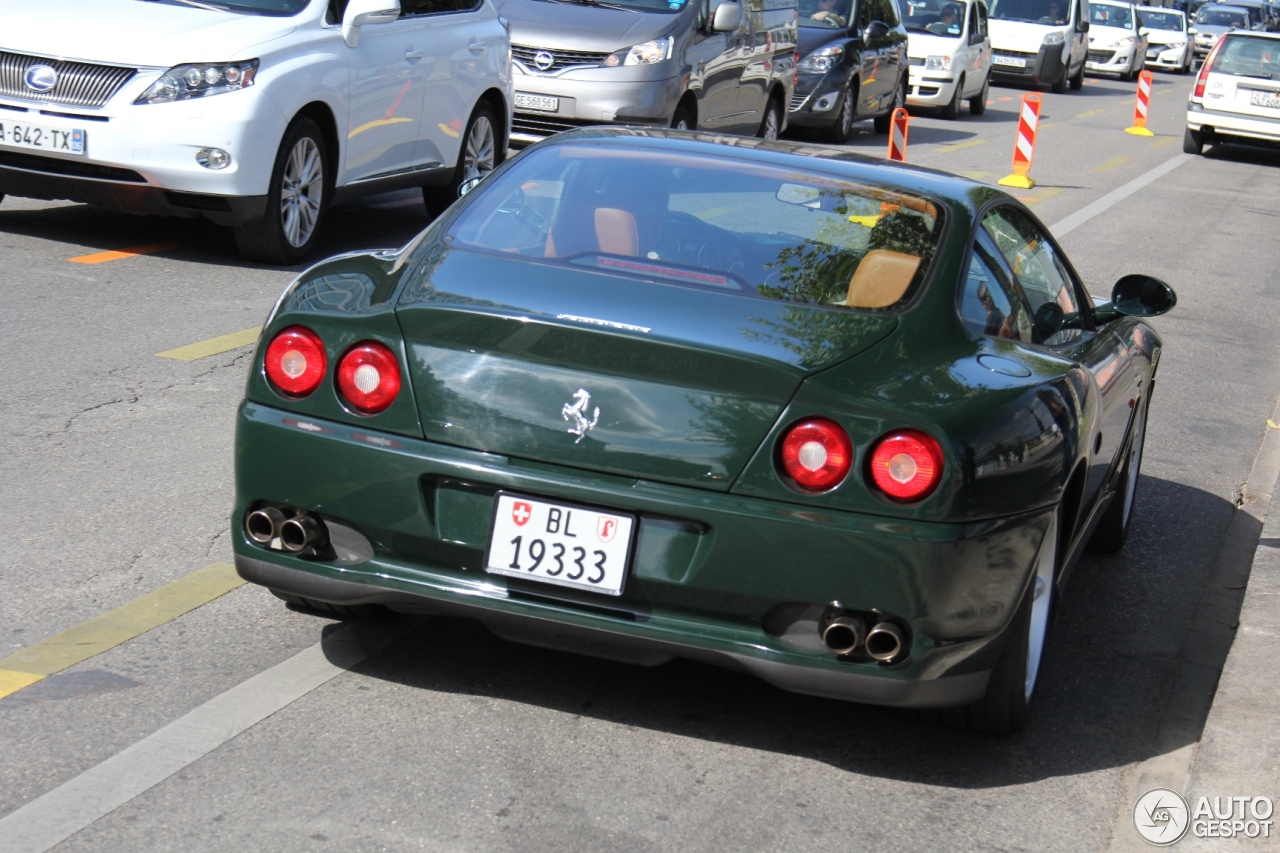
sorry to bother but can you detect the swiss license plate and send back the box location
[486,494,635,596]
[993,55,1027,68]
[0,121,85,155]
[515,92,559,112]
[1249,89,1280,109]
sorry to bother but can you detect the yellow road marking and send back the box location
[0,563,244,701]
[157,326,262,361]
[69,242,184,265]
[1020,187,1065,204]
[1093,156,1132,172]
[1152,137,1175,148]
[938,138,988,153]
[1075,108,1107,118]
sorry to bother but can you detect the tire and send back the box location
[873,77,906,134]
[271,591,387,619]
[1180,49,1194,74]
[941,75,964,120]
[821,83,857,143]
[424,102,502,218]
[1127,55,1142,82]
[233,116,329,265]
[1183,126,1204,155]
[1069,61,1085,90]
[964,508,1060,735]
[1089,396,1149,552]
[671,103,695,131]
[757,96,783,141]
[969,74,990,115]
[1051,68,1068,94]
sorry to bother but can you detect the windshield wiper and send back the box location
[136,0,231,9]
[559,0,638,10]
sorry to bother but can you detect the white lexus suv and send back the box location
[0,0,512,263]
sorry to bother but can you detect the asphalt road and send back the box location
[2,69,1280,852]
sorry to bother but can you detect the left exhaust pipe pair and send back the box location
[245,507,328,554]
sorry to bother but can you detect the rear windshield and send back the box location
[445,142,945,313]
[1212,34,1280,76]
[1142,10,1186,29]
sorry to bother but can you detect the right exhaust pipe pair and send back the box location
[245,507,327,554]
[820,612,906,662]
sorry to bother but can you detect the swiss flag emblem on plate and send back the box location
[511,501,533,527]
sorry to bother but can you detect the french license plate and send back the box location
[1249,89,1280,109]
[993,55,1027,68]
[0,121,85,155]
[1147,49,1161,59]
[515,92,559,112]
[486,494,635,596]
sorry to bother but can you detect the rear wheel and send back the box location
[941,75,965,120]
[424,102,501,218]
[873,77,906,133]
[821,83,858,143]
[969,74,990,115]
[233,116,328,265]
[757,96,783,141]
[964,508,1060,734]
[1089,396,1149,552]
[1183,126,1204,155]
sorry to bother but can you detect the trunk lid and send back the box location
[394,248,897,491]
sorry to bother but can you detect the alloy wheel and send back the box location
[461,115,497,184]
[280,137,323,249]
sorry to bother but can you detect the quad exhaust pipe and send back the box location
[244,506,328,554]
[818,606,906,662]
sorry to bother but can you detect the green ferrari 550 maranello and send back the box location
[233,127,1175,734]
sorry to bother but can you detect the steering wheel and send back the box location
[656,212,748,276]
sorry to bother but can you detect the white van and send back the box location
[987,0,1091,93]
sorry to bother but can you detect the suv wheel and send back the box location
[234,116,328,265]
[873,78,906,134]
[425,102,502,217]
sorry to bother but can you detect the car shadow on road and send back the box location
[322,474,1256,788]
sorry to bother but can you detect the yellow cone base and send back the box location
[998,173,1036,189]
[1125,126,1155,136]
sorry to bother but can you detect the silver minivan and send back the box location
[498,0,798,146]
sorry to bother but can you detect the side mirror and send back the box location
[343,0,401,48]
[1100,274,1177,319]
[712,1,744,32]
[1139,26,1150,35]
[1188,26,1199,34]
[863,20,891,42]
[1079,19,1090,32]
[458,176,484,198]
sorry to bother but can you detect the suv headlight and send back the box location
[1042,31,1065,45]
[604,36,673,66]
[135,60,259,104]
[924,54,952,71]
[798,46,844,74]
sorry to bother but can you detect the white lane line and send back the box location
[1049,154,1192,236]
[0,627,372,853]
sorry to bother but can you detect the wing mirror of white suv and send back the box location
[343,0,402,49]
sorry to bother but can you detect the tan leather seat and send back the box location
[545,208,640,258]
[846,249,921,309]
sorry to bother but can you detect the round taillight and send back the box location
[337,342,401,414]
[264,326,326,398]
[779,418,853,491]
[869,430,944,502]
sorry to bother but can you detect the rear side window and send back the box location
[959,246,1032,341]
[446,142,946,312]
[980,206,1084,345]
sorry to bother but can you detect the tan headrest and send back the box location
[846,249,921,309]
[594,208,639,256]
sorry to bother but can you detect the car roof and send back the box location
[1200,3,1252,9]
[1222,27,1280,36]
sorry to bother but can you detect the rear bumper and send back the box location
[1187,103,1280,145]
[233,401,1054,709]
